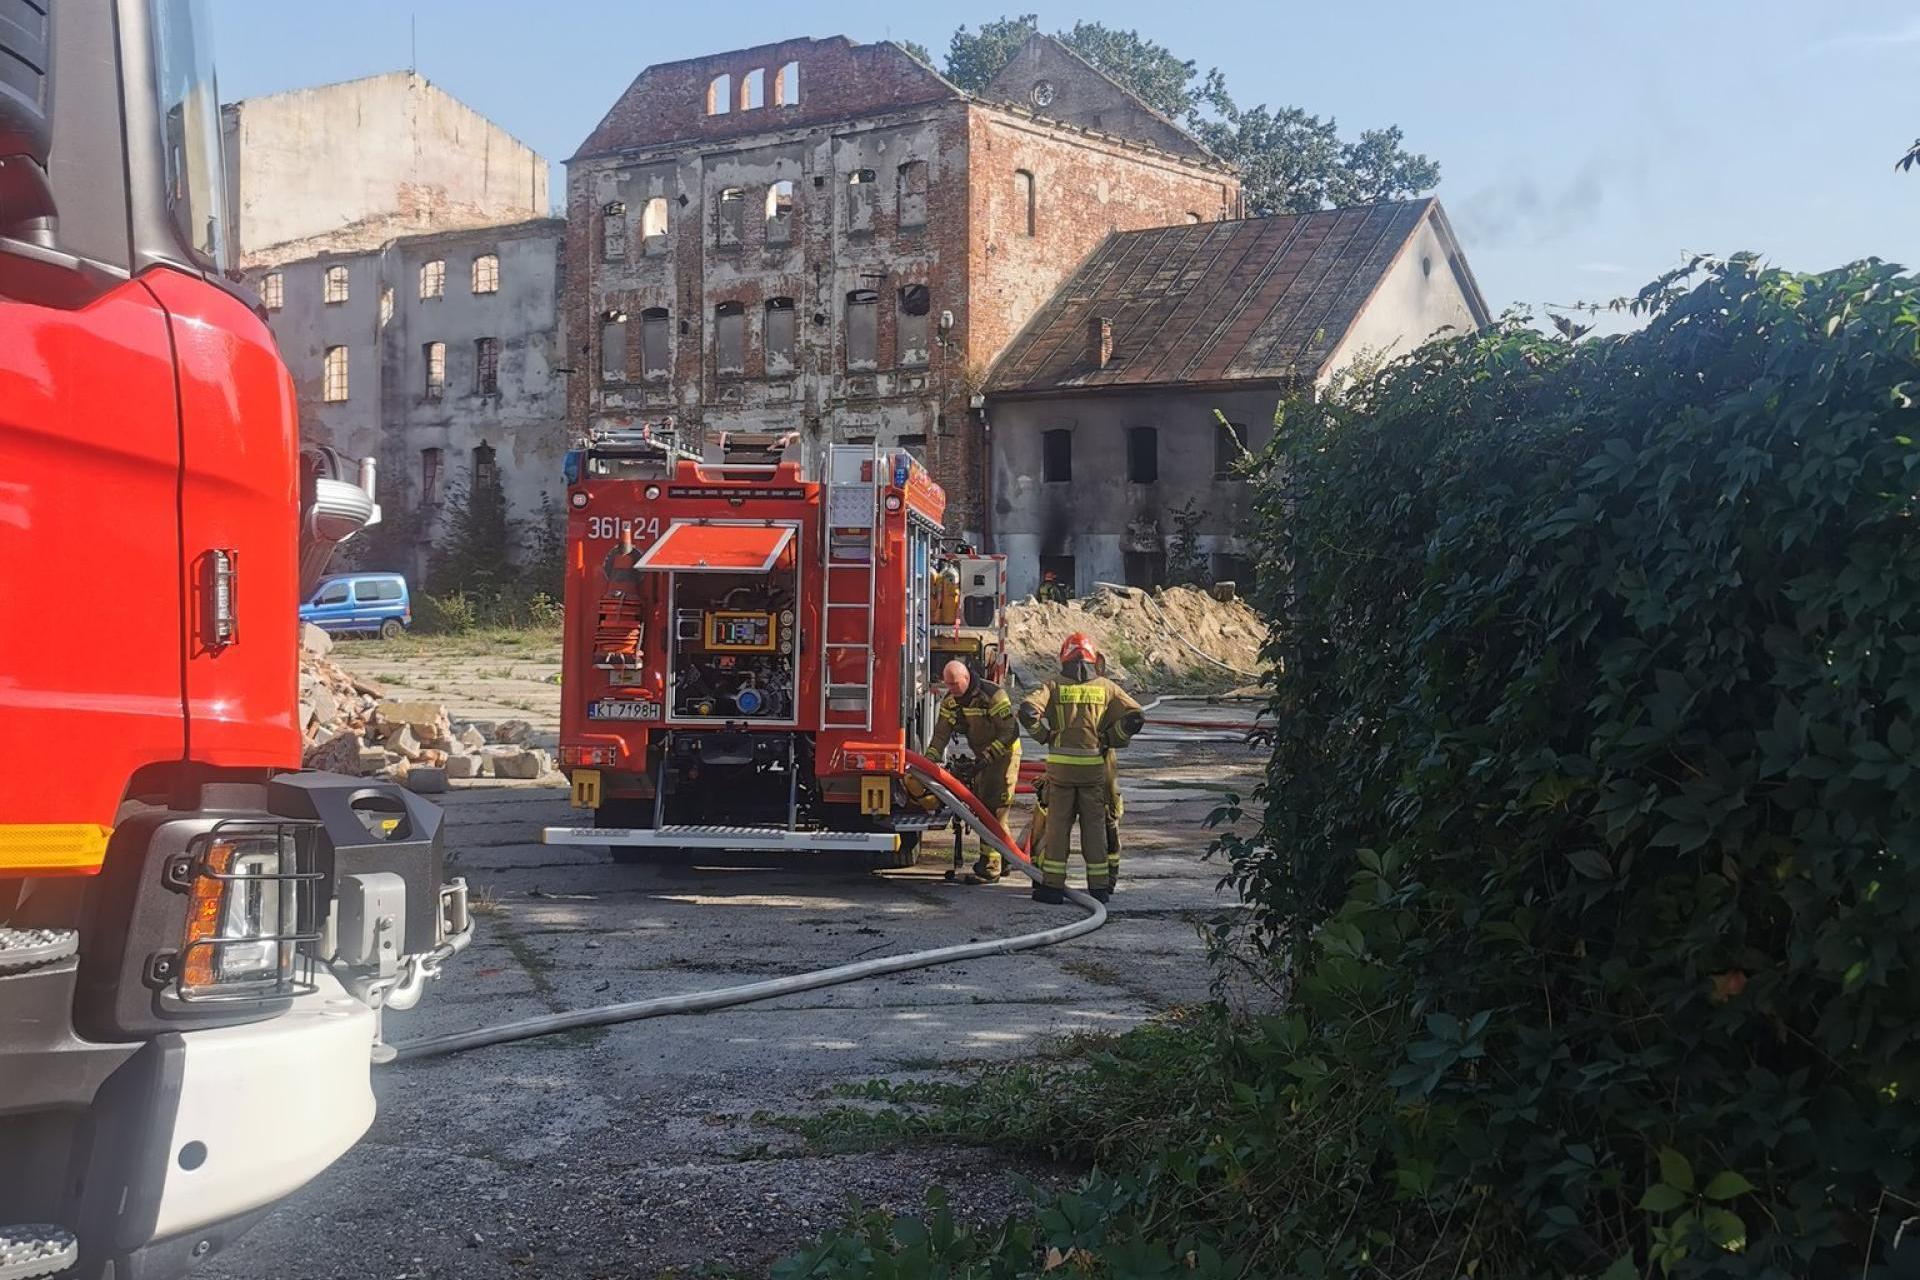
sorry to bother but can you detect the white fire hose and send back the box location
[386,756,1104,1062]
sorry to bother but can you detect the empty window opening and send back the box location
[322,346,349,401]
[1127,426,1159,483]
[641,196,668,252]
[741,67,766,110]
[1041,429,1072,482]
[1013,169,1035,236]
[475,337,499,395]
[423,341,446,399]
[603,200,628,260]
[774,60,800,105]
[378,286,394,327]
[897,284,931,366]
[471,253,500,294]
[845,290,878,369]
[601,311,628,383]
[713,301,745,375]
[260,271,283,310]
[765,298,796,373]
[1211,554,1253,587]
[1123,550,1167,590]
[419,259,445,300]
[1215,421,1247,476]
[847,168,876,234]
[323,265,349,304]
[717,187,745,247]
[472,443,497,490]
[706,73,731,115]
[897,160,928,229]
[641,307,670,379]
[421,447,442,506]
[764,180,795,244]
[1039,554,1075,595]
[1186,211,1203,224]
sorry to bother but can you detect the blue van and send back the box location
[300,572,412,639]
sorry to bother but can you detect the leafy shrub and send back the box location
[1214,254,1920,1276]
[414,591,476,635]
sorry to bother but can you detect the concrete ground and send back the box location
[208,646,1261,1279]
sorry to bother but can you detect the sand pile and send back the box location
[1003,584,1268,695]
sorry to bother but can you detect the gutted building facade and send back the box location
[565,34,1240,535]
[222,71,549,269]
[986,199,1489,598]
[257,218,569,580]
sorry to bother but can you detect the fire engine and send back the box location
[545,427,1007,861]
[1,4,468,1276]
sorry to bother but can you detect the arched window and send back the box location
[741,68,766,110]
[765,298,796,372]
[847,168,876,233]
[897,285,930,366]
[471,254,499,294]
[322,346,349,400]
[706,73,731,115]
[641,196,669,251]
[897,161,928,229]
[765,180,794,244]
[1013,170,1036,237]
[717,187,745,246]
[774,60,800,106]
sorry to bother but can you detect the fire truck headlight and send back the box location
[645,485,662,500]
[179,831,309,999]
[570,491,589,509]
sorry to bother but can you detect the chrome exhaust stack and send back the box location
[297,446,382,597]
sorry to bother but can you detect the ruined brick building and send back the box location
[566,34,1242,535]
[226,74,568,582]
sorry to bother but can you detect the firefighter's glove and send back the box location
[1120,711,1146,738]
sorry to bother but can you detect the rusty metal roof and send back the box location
[987,199,1482,394]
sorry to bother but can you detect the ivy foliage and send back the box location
[774,256,1920,1278]
[1219,253,1920,1276]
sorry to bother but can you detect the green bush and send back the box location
[414,591,476,635]
[1216,254,1920,1276]
[773,256,1920,1279]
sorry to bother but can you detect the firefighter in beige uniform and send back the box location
[1018,633,1144,903]
[927,660,1020,882]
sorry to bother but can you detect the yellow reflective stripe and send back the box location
[1055,684,1108,705]
[0,823,111,874]
[1047,752,1106,767]
[987,695,1013,713]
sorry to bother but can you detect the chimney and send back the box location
[1087,315,1113,369]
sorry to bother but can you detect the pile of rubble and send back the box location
[1003,584,1268,695]
[297,625,557,792]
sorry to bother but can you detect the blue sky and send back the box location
[211,0,1920,327]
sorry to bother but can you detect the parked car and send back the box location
[301,572,412,639]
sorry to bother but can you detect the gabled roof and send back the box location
[985,199,1488,395]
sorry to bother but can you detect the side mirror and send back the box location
[0,4,57,246]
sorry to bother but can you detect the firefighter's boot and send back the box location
[1031,884,1065,905]
[971,847,1002,883]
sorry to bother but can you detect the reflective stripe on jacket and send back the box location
[927,679,1020,761]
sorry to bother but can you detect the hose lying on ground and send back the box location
[386,752,1104,1063]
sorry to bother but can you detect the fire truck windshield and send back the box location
[151,0,231,272]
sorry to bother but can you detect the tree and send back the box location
[897,38,935,69]
[1901,138,1920,172]
[939,16,1439,216]
[426,469,514,603]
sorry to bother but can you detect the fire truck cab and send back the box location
[546,428,1001,862]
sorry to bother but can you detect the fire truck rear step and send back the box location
[0,1226,77,1280]
[0,928,78,973]
[543,824,902,853]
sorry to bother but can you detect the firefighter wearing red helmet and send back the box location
[1017,632,1145,903]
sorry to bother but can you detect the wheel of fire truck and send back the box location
[594,800,684,864]
[870,829,921,871]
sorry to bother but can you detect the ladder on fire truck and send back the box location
[821,444,881,731]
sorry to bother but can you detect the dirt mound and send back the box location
[1003,584,1268,695]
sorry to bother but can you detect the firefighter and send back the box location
[927,659,1020,882]
[1018,634,1144,903]
[1035,569,1069,604]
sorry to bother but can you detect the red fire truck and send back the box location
[546,428,1005,862]
[2,4,468,1276]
